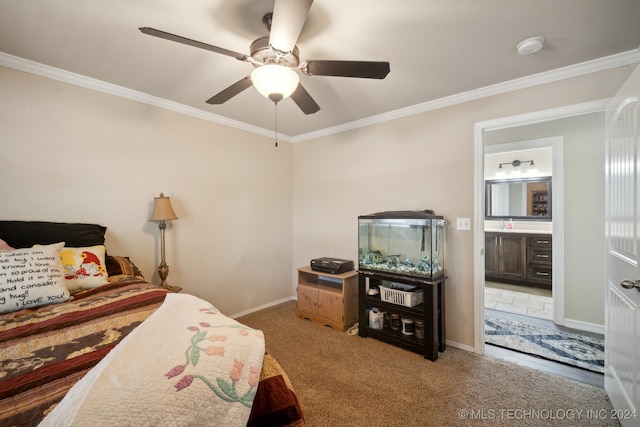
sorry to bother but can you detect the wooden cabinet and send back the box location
[296,266,358,331]
[485,232,551,289]
[527,235,552,288]
[484,234,499,277]
[358,271,445,362]
[485,232,526,282]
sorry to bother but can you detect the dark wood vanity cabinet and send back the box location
[485,233,526,281]
[484,234,499,277]
[526,235,552,288]
[485,232,551,288]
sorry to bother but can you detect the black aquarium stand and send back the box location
[358,271,446,361]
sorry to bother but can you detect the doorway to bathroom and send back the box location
[483,142,555,324]
[477,110,607,385]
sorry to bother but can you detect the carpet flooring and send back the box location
[484,316,604,373]
[238,301,617,426]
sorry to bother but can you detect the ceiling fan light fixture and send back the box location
[251,64,299,102]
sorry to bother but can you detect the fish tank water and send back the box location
[358,210,446,279]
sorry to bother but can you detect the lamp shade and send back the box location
[150,193,178,222]
[251,64,299,102]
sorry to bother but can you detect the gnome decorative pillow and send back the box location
[59,245,108,292]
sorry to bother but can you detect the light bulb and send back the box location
[251,64,299,103]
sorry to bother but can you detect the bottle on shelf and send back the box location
[368,307,383,330]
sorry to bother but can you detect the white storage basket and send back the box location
[379,284,424,307]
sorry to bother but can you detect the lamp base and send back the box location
[160,283,183,293]
[158,261,181,292]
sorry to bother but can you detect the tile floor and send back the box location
[484,281,553,320]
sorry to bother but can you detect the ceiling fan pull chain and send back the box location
[274,102,279,148]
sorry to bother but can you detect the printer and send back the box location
[310,257,354,274]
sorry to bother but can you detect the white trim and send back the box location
[229,296,295,319]
[446,340,476,353]
[1,49,638,142]
[290,50,639,142]
[473,100,607,355]
[551,139,566,326]
[473,124,486,354]
[0,52,293,144]
[482,99,609,131]
[564,319,604,335]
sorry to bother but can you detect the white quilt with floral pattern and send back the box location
[40,293,265,427]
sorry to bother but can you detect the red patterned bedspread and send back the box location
[0,279,304,427]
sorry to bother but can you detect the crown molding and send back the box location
[2,49,638,143]
[291,49,640,142]
[0,52,293,144]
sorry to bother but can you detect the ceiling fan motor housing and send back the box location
[250,36,300,68]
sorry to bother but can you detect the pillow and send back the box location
[106,255,145,281]
[59,245,108,292]
[0,221,106,249]
[0,242,70,314]
[0,239,14,251]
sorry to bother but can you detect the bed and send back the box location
[0,221,305,426]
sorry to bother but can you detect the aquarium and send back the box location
[358,210,445,279]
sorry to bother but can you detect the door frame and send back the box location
[473,99,609,354]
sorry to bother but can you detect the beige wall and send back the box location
[292,67,633,348]
[1,62,635,348]
[485,112,606,327]
[0,65,293,316]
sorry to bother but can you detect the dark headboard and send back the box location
[0,221,107,248]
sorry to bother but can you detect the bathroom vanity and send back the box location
[484,175,552,289]
[485,231,552,289]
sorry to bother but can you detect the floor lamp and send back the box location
[150,193,179,292]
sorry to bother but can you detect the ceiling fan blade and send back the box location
[269,0,313,54]
[290,83,320,115]
[206,76,253,104]
[305,60,390,79]
[139,27,249,61]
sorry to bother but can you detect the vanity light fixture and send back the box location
[498,160,535,169]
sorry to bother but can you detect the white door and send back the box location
[605,64,640,426]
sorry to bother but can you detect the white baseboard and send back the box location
[563,318,604,335]
[230,296,296,319]
[446,340,475,353]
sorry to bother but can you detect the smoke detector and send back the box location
[517,36,544,55]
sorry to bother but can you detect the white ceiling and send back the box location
[1,0,639,139]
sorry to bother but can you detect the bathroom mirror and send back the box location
[485,177,552,220]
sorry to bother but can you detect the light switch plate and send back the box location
[456,218,471,230]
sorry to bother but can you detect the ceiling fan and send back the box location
[139,0,390,115]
